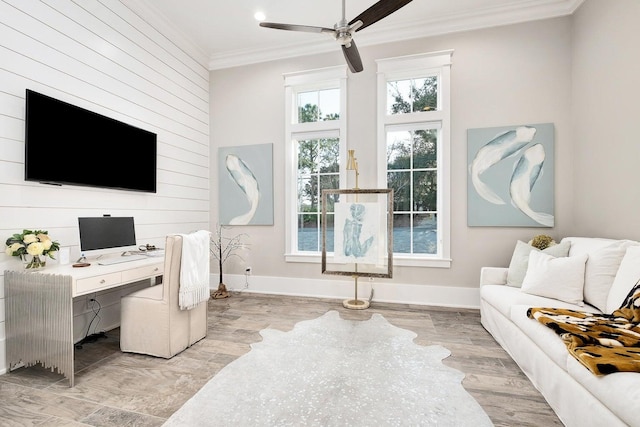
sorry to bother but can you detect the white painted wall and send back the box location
[0,0,209,373]
[571,0,640,239]
[210,17,574,302]
[212,0,640,307]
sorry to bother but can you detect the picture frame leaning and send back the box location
[321,188,393,278]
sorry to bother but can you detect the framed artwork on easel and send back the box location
[321,188,393,279]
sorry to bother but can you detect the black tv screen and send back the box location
[25,89,157,193]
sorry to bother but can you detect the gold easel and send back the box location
[343,149,369,310]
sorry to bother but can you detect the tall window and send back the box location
[297,135,339,252]
[377,51,452,268]
[284,67,347,261]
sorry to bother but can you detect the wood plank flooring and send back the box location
[0,293,562,426]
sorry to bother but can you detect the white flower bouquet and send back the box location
[5,229,60,269]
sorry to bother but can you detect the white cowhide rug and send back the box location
[163,310,493,426]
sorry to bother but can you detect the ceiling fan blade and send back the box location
[349,0,413,32]
[259,22,335,35]
[342,41,363,73]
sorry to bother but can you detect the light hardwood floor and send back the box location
[0,292,562,426]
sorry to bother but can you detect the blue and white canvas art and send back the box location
[334,202,380,265]
[218,143,274,226]
[467,123,554,227]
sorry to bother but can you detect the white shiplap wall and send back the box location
[0,0,209,374]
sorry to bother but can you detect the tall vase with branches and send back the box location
[210,224,248,299]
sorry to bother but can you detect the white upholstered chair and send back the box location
[120,234,208,358]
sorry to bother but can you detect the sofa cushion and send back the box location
[567,356,640,427]
[480,284,590,319]
[583,240,639,312]
[510,305,592,370]
[506,240,571,287]
[480,267,508,286]
[521,251,588,305]
[606,245,640,313]
[561,236,619,257]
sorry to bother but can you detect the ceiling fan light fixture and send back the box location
[254,11,266,22]
[336,31,352,45]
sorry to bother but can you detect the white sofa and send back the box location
[480,236,640,427]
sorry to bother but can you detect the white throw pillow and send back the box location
[521,251,588,305]
[583,240,639,312]
[606,245,640,313]
[506,240,571,287]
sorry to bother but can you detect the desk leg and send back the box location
[5,271,75,387]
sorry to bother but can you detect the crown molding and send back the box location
[208,0,585,71]
[120,0,585,71]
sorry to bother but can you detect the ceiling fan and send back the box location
[259,0,413,73]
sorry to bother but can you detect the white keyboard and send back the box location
[144,250,165,257]
[97,254,147,265]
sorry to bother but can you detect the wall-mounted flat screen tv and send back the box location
[25,89,157,193]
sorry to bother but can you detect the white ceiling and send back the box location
[123,0,583,70]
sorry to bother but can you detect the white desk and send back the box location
[4,257,163,387]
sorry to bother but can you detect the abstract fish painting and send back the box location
[469,126,537,205]
[467,123,555,227]
[218,144,274,226]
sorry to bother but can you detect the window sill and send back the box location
[284,253,451,268]
[393,255,451,268]
[284,253,323,264]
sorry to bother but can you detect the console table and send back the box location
[4,257,163,387]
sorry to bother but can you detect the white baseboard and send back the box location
[218,274,481,309]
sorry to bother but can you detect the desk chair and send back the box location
[120,234,208,358]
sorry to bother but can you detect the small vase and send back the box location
[22,254,47,270]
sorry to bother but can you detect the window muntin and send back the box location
[296,135,340,252]
[387,127,439,255]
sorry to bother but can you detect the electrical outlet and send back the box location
[245,266,252,276]
[86,296,94,310]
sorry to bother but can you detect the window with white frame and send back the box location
[376,51,453,268]
[284,66,347,261]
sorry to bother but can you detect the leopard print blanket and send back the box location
[527,281,640,375]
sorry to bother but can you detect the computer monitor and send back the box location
[78,216,138,259]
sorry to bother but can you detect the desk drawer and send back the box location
[122,264,164,282]
[76,272,122,295]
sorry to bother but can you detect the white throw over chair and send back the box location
[120,233,208,358]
